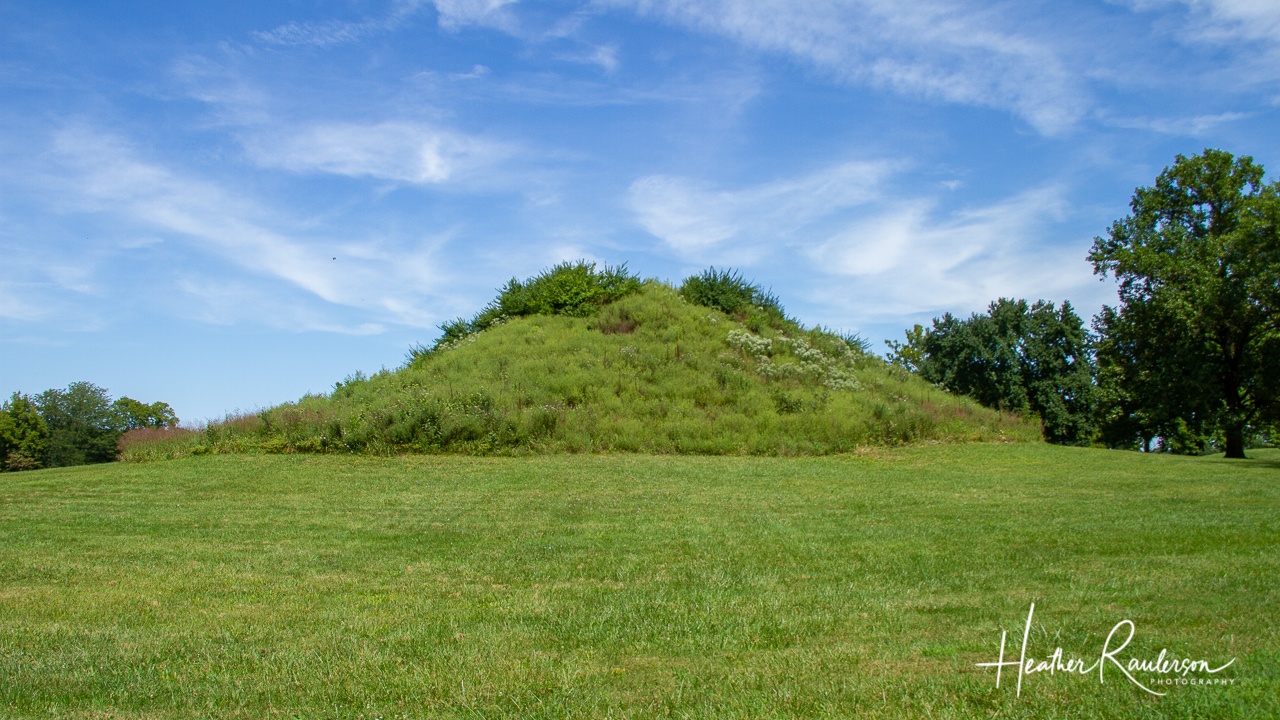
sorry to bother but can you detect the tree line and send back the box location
[0,382,177,472]
[887,150,1279,458]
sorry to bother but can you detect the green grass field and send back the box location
[2,445,1277,718]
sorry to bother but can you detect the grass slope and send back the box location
[2,445,1276,718]
[128,282,1036,459]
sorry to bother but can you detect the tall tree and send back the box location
[1090,149,1280,458]
[889,298,1096,445]
[35,382,121,467]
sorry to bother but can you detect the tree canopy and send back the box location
[1089,149,1280,458]
[887,298,1096,445]
[36,382,122,467]
[113,396,179,431]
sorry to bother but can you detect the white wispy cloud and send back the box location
[629,160,895,257]
[602,0,1086,134]
[254,1,427,47]
[245,121,512,185]
[169,51,517,188]
[0,283,48,322]
[448,64,491,80]
[557,44,620,72]
[1103,110,1249,135]
[432,0,521,31]
[1168,0,1280,44]
[808,186,1090,318]
[253,0,520,46]
[174,277,388,335]
[0,222,101,324]
[170,55,271,127]
[431,2,623,72]
[629,160,1096,324]
[254,18,387,47]
[1117,0,1280,91]
[48,126,448,331]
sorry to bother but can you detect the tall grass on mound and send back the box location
[678,267,792,334]
[116,427,199,462]
[419,261,642,358]
[122,281,1039,461]
[680,268,871,354]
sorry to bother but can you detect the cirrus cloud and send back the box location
[245,121,512,186]
[628,159,1098,324]
[47,126,450,331]
[601,0,1087,134]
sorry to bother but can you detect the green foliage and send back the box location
[0,392,49,471]
[491,260,641,318]
[36,381,121,467]
[892,298,1097,445]
[826,327,872,355]
[0,382,180,470]
[885,324,927,372]
[419,261,643,357]
[112,396,178,430]
[1090,149,1280,458]
[678,267,792,332]
[126,282,1036,460]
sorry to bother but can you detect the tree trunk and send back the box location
[1221,339,1248,459]
[1224,423,1247,459]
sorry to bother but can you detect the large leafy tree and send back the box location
[1090,149,1280,458]
[112,397,179,430]
[889,298,1096,445]
[35,381,122,467]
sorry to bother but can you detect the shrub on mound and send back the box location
[678,267,791,333]
[424,261,642,357]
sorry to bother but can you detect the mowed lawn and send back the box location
[1,445,1277,719]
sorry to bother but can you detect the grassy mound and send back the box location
[125,270,1038,459]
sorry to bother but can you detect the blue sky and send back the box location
[3,0,1278,423]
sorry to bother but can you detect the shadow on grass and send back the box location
[1201,447,1280,470]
